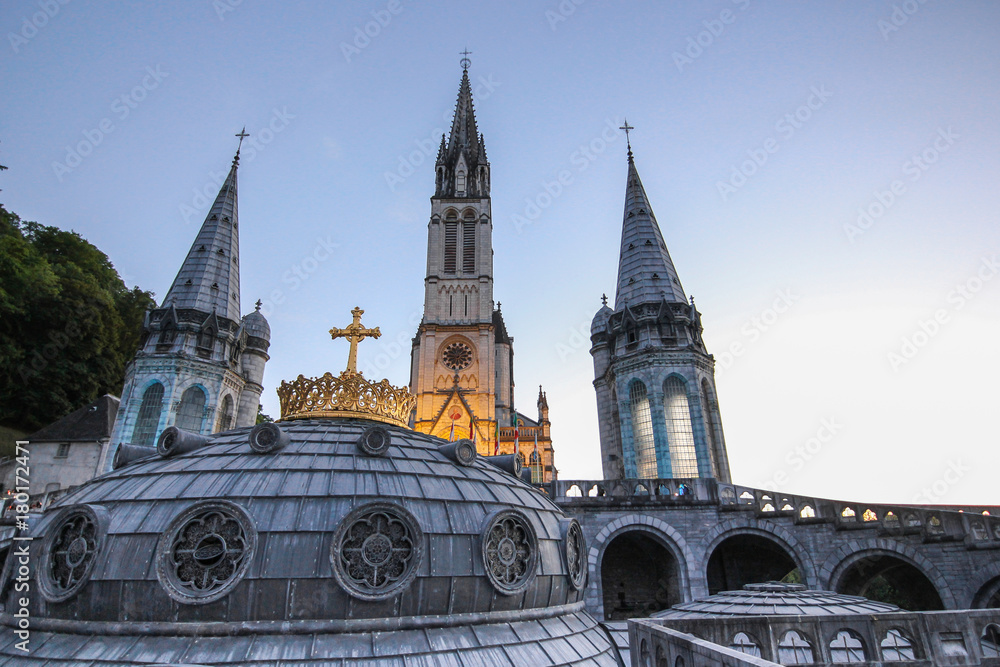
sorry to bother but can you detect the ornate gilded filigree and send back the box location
[277,307,416,427]
[277,370,416,427]
[156,501,256,604]
[332,503,422,600]
[482,510,537,595]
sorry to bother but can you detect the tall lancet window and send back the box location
[444,212,458,274]
[456,168,466,196]
[629,381,657,478]
[133,382,164,446]
[462,215,476,274]
[216,394,234,432]
[664,376,699,477]
[175,386,207,432]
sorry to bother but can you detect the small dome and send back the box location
[591,304,613,335]
[654,582,902,618]
[241,307,270,340]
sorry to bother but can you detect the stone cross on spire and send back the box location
[460,48,472,70]
[329,307,381,374]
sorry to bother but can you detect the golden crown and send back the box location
[276,307,416,428]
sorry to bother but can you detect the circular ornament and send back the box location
[249,421,288,453]
[453,438,478,466]
[156,501,256,605]
[442,342,473,371]
[39,505,107,602]
[561,519,587,590]
[481,509,538,595]
[331,502,422,600]
[357,424,391,456]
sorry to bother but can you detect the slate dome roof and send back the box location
[241,307,270,340]
[0,418,622,665]
[653,582,902,618]
[591,304,613,335]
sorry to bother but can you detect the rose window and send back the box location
[41,506,103,602]
[482,510,537,595]
[332,503,422,600]
[442,342,473,371]
[156,501,255,604]
[563,519,586,590]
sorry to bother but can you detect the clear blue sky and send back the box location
[3,1,999,503]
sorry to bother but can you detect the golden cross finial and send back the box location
[329,306,381,374]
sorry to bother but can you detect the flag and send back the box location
[448,418,455,442]
[470,415,477,446]
[493,422,499,456]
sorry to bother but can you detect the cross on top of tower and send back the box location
[234,126,250,164]
[620,119,634,158]
[460,48,472,70]
[601,293,608,306]
[329,307,382,374]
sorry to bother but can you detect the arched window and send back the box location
[216,394,234,432]
[456,168,466,195]
[629,381,657,478]
[529,448,543,484]
[132,382,164,446]
[778,630,815,664]
[462,219,476,274]
[175,386,207,432]
[982,625,1000,658]
[729,632,761,658]
[881,629,916,661]
[663,376,698,477]
[444,214,458,274]
[830,630,866,663]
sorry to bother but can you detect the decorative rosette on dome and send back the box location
[276,307,416,427]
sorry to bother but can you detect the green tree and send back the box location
[0,205,155,432]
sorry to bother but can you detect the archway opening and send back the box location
[707,534,798,594]
[601,531,681,620]
[836,554,943,611]
[973,576,1000,609]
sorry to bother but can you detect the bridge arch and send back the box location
[821,539,955,610]
[699,518,818,593]
[968,561,1000,609]
[587,514,694,621]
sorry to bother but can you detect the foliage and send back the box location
[256,404,274,424]
[0,204,156,432]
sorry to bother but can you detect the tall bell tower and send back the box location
[410,59,512,445]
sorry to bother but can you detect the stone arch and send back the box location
[821,539,955,610]
[967,560,1000,609]
[587,514,695,621]
[174,384,208,433]
[699,518,818,592]
[132,379,166,446]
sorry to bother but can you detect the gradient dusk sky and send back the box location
[2,1,998,503]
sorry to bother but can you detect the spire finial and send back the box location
[619,119,634,160]
[601,293,608,306]
[460,48,472,71]
[255,299,262,312]
[234,126,250,164]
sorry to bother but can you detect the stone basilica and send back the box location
[2,63,1000,666]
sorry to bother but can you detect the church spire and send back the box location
[614,146,686,309]
[162,142,242,323]
[435,58,489,198]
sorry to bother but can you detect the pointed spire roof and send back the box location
[162,151,242,322]
[614,152,687,309]
[447,69,480,158]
